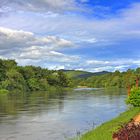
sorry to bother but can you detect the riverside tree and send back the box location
[0,59,72,93]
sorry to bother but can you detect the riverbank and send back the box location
[79,107,140,140]
[113,113,140,139]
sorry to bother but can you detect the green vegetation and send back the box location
[1,58,140,93]
[63,70,109,79]
[126,87,140,107]
[62,70,93,78]
[79,107,140,140]
[0,89,9,94]
[0,59,72,93]
[76,68,140,88]
[78,87,140,140]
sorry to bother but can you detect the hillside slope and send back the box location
[61,70,109,79]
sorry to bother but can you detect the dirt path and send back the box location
[133,113,140,125]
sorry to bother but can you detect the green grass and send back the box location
[78,107,140,140]
[64,70,91,78]
[0,89,9,94]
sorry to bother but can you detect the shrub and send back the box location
[0,89,9,94]
[126,87,140,107]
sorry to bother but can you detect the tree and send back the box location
[57,71,69,87]
[27,78,40,91]
[1,69,26,91]
[0,59,6,81]
[126,87,140,107]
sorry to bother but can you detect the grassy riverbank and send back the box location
[79,107,140,140]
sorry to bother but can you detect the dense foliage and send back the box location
[1,59,140,93]
[76,69,140,88]
[126,87,140,107]
[0,59,72,92]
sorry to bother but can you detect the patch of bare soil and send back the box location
[133,114,140,125]
[112,114,140,140]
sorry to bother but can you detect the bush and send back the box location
[0,89,9,94]
[126,87,140,107]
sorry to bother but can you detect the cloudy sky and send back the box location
[0,0,140,72]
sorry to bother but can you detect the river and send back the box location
[0,88,127,140]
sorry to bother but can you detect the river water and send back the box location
[0,88,127,140]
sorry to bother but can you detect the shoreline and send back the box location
[78,107,140,140]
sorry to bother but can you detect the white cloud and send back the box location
[86,60,109,65]
[0,27,34,49]
[83,59,140,72]
[0,0,83,13]
[0,27,73,49]
[19,47,79,63]
[0,26,139,72]
[0,2,140,71]
[86,59,140,67]
[0,27,78,64]
[49,65,65,70]
[1,2,139,47]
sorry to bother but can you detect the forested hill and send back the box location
[0,59,72,92]
[0,59,140,93]
[61,70,109,79]
[76,68,140,88]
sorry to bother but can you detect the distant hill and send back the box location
[60,70,109,79]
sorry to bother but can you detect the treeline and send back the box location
[0,59,72,92]
[1,59,140,92]
[76,68,140,88]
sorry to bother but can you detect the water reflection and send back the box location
[0,90,66,121]
[0,88,127,140]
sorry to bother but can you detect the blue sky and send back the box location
[0,0,140,72]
